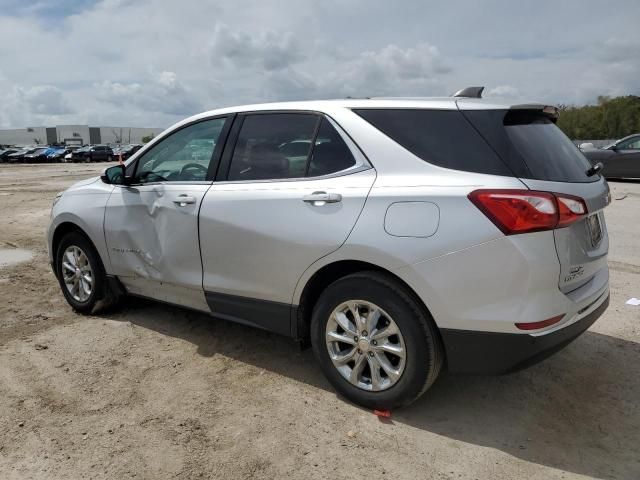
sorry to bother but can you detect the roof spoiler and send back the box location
[452,86,484,98]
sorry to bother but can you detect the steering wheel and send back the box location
[179,162,208,180]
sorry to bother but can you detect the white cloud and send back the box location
[0,80,73,128]
[96,71,199,116]
[0,0,638,128]
[486,85,520,98]
[209,24,305,71]
[323,43,451,98]
[18,85,73,115]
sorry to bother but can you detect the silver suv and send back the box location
[48,90,610,409]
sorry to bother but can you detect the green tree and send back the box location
[557,95,640,139]
[141,134,155,144]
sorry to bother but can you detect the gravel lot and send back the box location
[0,163,638,480]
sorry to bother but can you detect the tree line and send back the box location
[556,95,640,140]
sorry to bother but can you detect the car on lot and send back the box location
[48,91,610,409]
[47,147,72,162]
[62,147,82,163]
[112,144,143,161]
[0,148,19,162]
[7,147,39,163]
[23,147,51,163]
[581,134,640,179]
[71,145,114,163]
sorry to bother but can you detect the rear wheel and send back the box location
[311,271,443,409]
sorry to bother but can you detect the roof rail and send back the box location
[452,86,484,98]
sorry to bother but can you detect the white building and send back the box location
[0,124,164,147]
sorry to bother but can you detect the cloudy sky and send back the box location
[0,0,638,128]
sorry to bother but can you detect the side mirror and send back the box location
[101,164,129,185]
[610,144,618,151]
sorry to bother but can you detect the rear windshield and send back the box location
[353,109,512,176]
[354,108,595,183]
[463,109,595,183]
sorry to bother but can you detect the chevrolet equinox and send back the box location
[48,88,610,408]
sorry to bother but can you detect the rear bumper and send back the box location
[441,293,609,374]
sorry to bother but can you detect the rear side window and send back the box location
[353,109,512,176]
[462,110,595,183]
[228,113,318,181]
[227,114,357,181]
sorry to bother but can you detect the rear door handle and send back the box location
[302,191,342,206]
[173,194,197,207]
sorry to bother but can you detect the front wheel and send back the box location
[311,271,444,409]
[55,232,119,314]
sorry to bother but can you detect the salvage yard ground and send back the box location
[0,163,639,479]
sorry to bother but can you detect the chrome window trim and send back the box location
[112,180,213,188]
[212,164,373,185]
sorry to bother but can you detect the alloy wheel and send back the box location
[325,300,406,391]
[61,245,94,302]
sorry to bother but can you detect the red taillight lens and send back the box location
[515,314,564,331]
[556,194,587,227]
[468,189,587,235]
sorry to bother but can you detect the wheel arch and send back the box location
[51,222,103,277]
[294,259,442,346]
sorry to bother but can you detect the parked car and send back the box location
[23,147,51,163]
[0,148,19,162]
[112,144,142,161]
[7,147,39,163]
[47,147,71,162]
[581,134,640,179]
[71,145,114,163]
[62,146,81,163]
[48,92,610,409]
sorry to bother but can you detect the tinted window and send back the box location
[134,117,226,183]
[463,110,595,183]
[228,113,318,181]
[618,136,640,150]
[354,109,511,176]
[307,118,356,176]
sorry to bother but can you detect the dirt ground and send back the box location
[0,163,638,480]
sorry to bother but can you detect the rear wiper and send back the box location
[586,162,603,177]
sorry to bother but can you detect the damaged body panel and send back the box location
[104,182,212,311]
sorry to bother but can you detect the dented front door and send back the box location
[103,116,229,311]
[104,183,211,311]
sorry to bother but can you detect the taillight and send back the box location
[515,314,565,331]
[468,189,587,235]
[557,194,587,227]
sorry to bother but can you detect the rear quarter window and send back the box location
[353,108,512,176]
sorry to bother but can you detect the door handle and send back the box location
[173,194,197,207]
[302,191,342,206]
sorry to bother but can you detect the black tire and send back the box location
[311,271,444,409]
[55,231,117,314]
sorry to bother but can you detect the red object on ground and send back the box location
[373,409,392,418]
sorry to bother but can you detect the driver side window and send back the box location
[134,117,227,183]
